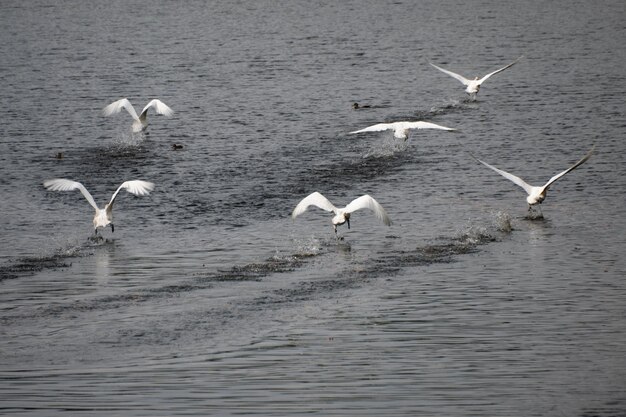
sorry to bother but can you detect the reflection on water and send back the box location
[94,242,114,284]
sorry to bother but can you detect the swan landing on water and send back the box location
[292,192,392,236]
[43,179,155,234]
[429,56,523,99]
[102,98,174,133]
[349,121,456,141]
[471,146,594,217]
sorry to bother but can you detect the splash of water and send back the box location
[292,236,323,257]
[525,206,544,221]
[455,221,496,246]
[427,97,467,116]
[362,136,409,158]
[112,131,146,148]
[493,210,513,233]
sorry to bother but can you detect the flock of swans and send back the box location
[42,98,172,235]
[43,56,594,238]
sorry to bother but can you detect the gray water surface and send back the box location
[1,0,625,416]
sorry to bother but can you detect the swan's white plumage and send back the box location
[292,192,391,234]
[430,56,523,95]
[292,192,338,218]
[102,98,140,120]
[349,121,455,140]
[108,180,155,206]
[103,98,173,132]
[43,179,99,210]
[141,99,174,118]
[472,146,594,206]
[472,159,535,196]
[43,179,155,232]
[343,194,392,226]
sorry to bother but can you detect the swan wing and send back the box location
[429,62,470,86]
[108,180,155,207]
[349,123,394,135]
[543,146,594,190]
[471,155,534,195]
[478,56,523,83]
[140,99,174,118]
[102,98,140,121]
[401,121,456,131]
[344,195,392,226]
[44,179,99,210]
[292,192,337,218]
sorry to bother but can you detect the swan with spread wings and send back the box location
[103,98,173,132]
[292,192,391,236]
[471,147,594,212]
[430,56,523,98]
[44,179,155,234]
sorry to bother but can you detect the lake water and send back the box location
[1,0,625,416]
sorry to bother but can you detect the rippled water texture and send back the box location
[1,0,625,416]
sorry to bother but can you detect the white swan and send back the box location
[429,56,523,98]
[292,192,391,235]
[349,121,456,141]
[102,98,173,132]
[43,179,155,234]
[471,147,594,210]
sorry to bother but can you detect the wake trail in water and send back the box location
[0,237,108,282]
[7,99,482,280]
[425,97,475,117]
[2,213,509,326]
[12,97,490,287]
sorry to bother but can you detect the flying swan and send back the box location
[102,98,174,132]
[43,179,155,234]
[349,121,456,141]
[429,56,523,98]
[471,146,594,211]
[292,192,391,235]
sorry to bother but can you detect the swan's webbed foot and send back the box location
[111,224,115,233]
